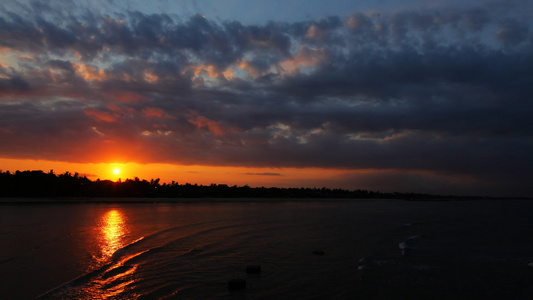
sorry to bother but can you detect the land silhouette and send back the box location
[0,170,485,200]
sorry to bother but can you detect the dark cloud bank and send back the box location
[0,1,532,196]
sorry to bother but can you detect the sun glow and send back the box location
[113,168,120,175]
[0,158,353,189]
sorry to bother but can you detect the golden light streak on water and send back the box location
[72,209,137,299]
[100,210,127,260]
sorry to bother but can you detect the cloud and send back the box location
[245,172,282,176]
[496,19,529,46]
[84,108,118,122]
[187,112,226,136]
[0,0,532,196]
[0,77,31,94]
[142,107,175,119]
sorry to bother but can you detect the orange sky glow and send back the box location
[0,157,353,188]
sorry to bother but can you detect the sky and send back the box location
[0,0,532,197]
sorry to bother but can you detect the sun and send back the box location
[113,168,120,175]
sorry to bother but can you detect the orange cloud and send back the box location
[91,126,105,136]
[188,112,225,135]
[73,63,106,81]
[187,65,218,77]
[107,90,147,103]
[144,71,158,83]
[305,25,324,38]
[104,17,126,26]
[106,104,134,116]
[184,64,233,80]
[85,108,117,122]
[19,54,33,59]
[239,61,265,77]
[142,107,175,119]
[222,69,233,80]
[280,46,326,74]
[346,14,373,31]
[107,104,123,113]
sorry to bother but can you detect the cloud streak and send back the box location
[0,0,532,196]
[246,173,282,176]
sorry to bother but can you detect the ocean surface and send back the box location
[0,199,532,299]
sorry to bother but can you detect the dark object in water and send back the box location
[313,250,325,255]
[246,265,261,274]
[228,278,246,290]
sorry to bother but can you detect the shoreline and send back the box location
[0,197,398,204]
[0,196,528,204]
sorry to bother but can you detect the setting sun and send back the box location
[113,168,120,175]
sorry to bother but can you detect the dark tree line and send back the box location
[0,170,474,200]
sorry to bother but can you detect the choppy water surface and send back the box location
[1,199,532,299]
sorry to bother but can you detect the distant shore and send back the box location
[5,170,526,200]
[0,197,400,204]
[0,196,527,204]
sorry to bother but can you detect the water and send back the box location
[0,199,532,299]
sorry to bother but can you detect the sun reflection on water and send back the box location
[100,209,128,260]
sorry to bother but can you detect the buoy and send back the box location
[228,278,246,290]
[246,265,261,274]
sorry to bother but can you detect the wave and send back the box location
[36,217,283,299]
